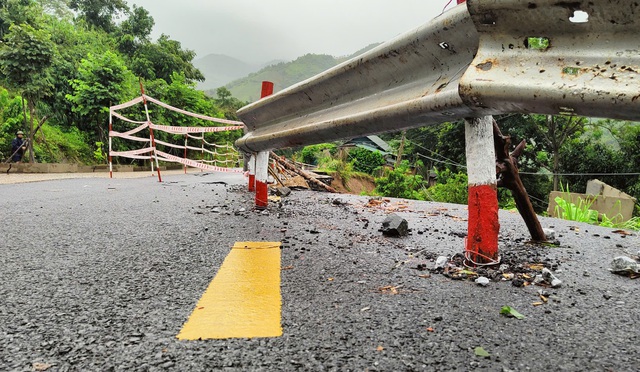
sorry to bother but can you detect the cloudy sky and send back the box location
[128,0,453,63]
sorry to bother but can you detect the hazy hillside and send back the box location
[193,54,285,92]
[217,43,382,102]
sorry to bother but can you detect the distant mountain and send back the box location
[216,43,382,102]
[192,54,260,92]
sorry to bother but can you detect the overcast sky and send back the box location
[128,0,451,63]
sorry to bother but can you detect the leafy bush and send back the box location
[299,143,337,165]
[424,169,468,204]
[374,161,425,200]
[348,147,386,174]
[32,124,93,163]
[317,157,353,183]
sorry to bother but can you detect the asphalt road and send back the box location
[1,172,638,371]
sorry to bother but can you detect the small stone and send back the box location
[499,264,509,272]
[583,271,591,277]
[512,278,525,287]
[475,276,490,287]
[603,293,612,300]
[261,210,270,215]
[331,198,344,205]
[543,228,556,240]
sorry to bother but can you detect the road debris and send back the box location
[275,186,291,197]
[500,306,525,320]
[609,256,640,277]
[475,276,490,287]
[474,347,491,357]
[543,228,555,240]
[380,214,408,237]
[534,268,563,288]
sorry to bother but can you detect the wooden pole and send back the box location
[493,119,547,242]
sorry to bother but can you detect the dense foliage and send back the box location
[348,147,386,174]
[0,0,246,164]
[293,115,639,215]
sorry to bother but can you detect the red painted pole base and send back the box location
[255,180,268,209]
[466,184,499,264]
[248,174,256,192]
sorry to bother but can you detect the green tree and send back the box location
[348,147,386,174]
[130,34,204,84]
[424,169,468,205]
[116,5,154,57]
[299,143,337,165]
[214,87,247,121]
[41,17,112,129]
[374,161,425,200]
[534,114,586,191]
[0,0,40,39]
[69,0,128,32]
[0,23,55,162]
[66,51,136,143]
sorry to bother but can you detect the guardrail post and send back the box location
[253,81,275,209]
[248,154,256,192]
[465,116,499,265]
[255,151,269,209]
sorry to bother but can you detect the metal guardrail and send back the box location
[236,0,640,153]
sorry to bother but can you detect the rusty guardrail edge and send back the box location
[235,0,640,153]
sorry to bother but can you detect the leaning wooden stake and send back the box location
[493,119,547,242]
[270,152,338,193]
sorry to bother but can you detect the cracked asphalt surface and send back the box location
[1,172,638,371]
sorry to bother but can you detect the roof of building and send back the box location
[343,135,392,153]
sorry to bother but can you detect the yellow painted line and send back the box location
[177,242,282,340]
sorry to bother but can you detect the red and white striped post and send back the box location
[255,151,269,209]
[465,116,499,265]
[248,154,256,192]
[254,81,275,209]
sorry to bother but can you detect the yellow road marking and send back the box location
[177,242,282,340]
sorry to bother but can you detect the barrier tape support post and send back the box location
[253,81,275,209]
[108,111,113,178]
[465,116,499,265]
[139,81,162,182]
[184,134,188,174]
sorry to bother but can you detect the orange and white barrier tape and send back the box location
[155,150,243,173]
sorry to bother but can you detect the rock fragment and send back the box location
[380,214,408,237]
[275,187,292,197]
[534,268,562,288]
[609,256,640,275]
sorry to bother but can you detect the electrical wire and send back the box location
[520,171,640,177]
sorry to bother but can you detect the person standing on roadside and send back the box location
[11,130,27,163]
